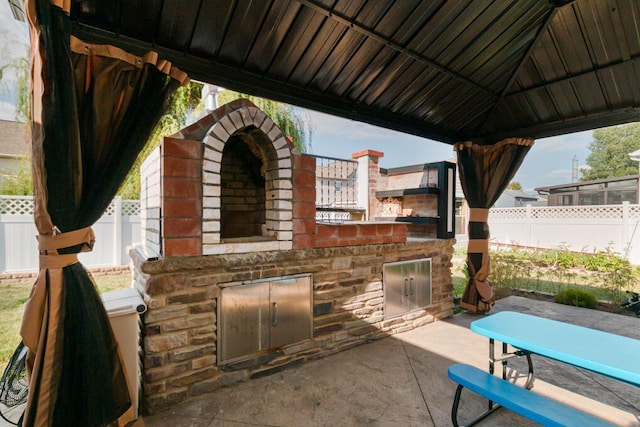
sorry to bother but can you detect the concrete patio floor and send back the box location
[141,295,640,426]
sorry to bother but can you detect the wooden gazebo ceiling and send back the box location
[69,0,640,144]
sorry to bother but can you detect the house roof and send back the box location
[535,174,639,193]
[13,0,640,145]
[502,189,539,200]
[0,119,27,158]
[7,0,25,21]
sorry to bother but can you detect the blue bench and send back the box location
[448,364,613,427]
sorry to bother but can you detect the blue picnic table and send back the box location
[471,311,640,387]
[448,310,640,426]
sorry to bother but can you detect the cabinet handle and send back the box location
[404,278,409,297]
[409,277,414,296]
[272,302,278,326]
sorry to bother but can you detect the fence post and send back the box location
[622,201,630,255]
[526,204,532,246]
[114,196,122,265]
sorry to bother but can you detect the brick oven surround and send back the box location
[200,101,295,254]
[140,99,297,258]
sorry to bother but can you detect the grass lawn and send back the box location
[0,272,132,367]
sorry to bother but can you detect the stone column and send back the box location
[352,149,384,221]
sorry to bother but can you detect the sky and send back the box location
[0,2,595,192]
[304,109,593,191]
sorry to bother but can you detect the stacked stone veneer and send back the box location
[130,238,455,413]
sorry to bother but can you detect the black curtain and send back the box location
[21,0,187,425]
[455,138,534,313]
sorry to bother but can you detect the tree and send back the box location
[118,87,314,198]
[217,90,313,153]
[1,72,314,198]
[13,56,29,123]
[0,41,31,195]
[117,81,204,198]
[0,29,29,123]
[506,181,522,191]
[581,123,640,181]
[0,159,32,195]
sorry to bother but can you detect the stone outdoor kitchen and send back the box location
[130,99,457,413]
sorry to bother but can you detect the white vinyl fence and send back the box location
[0,195,140,274]
[488,202,640,265]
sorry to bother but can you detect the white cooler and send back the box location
[101,288,147,420]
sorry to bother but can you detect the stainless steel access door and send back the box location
[218,280,270,363]
[218,274,312,364]
[383,259,432,319]
[414,258,432,309]
[269,276,312,349]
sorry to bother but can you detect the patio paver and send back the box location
[141,295,640,426]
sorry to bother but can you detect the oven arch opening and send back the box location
[220,127,275,241]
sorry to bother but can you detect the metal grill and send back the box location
[309,154,363,223]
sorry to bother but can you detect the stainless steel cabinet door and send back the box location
[384,261,414,318]
[219,281,270,363]
[383,259,432,319]
[414,259,432,309]
[269,275,312,349]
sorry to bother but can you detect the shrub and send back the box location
[486,246,638,303]
[554,288,597,308]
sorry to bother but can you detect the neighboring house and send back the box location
[494,189,546,208]
[0,119,28,183]
[535,175,639,206]
[7,0,26,22]
[315,156,358,209]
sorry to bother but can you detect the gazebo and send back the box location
[15,0,640,425]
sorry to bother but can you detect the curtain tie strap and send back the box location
[37,226,95,252]
[468,208,489,222]
[467,238,489,253]
[39,253,79,269]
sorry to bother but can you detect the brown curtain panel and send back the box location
[20,0,188,425]
[454,138,534,313]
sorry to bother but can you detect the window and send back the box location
[579,191,605,205]
[607,178,637,189]
[455,199,463,215]
[607,190,637,204]
[558,195,574,206]
[579,183,605,191]
[551,186,578,193]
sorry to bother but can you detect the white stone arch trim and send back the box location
[201,102,294,254]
